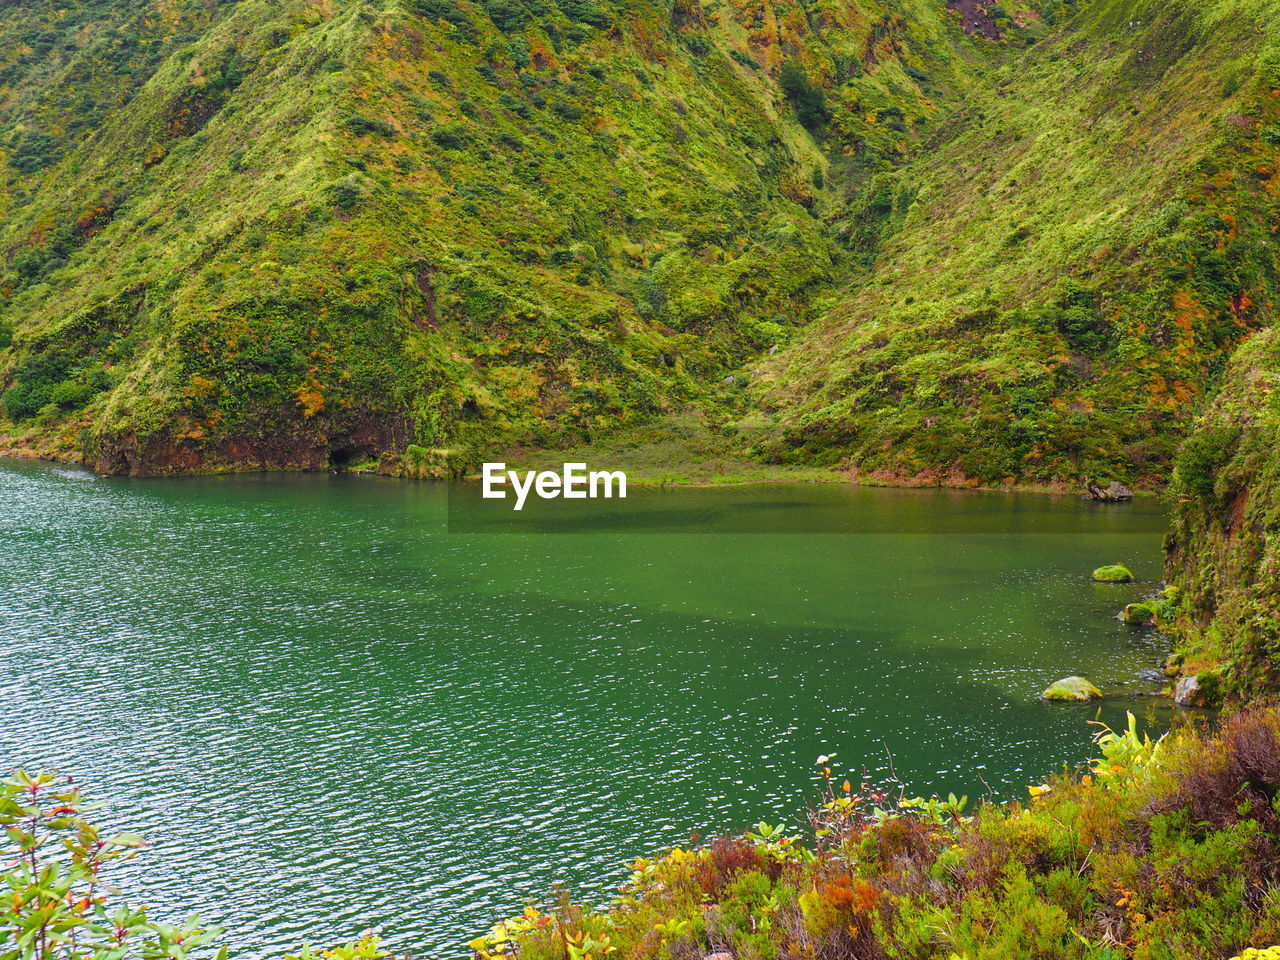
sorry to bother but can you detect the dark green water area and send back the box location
[0,459,1178,955]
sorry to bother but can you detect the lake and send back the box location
[0,459,1176,956]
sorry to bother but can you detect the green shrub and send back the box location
[558,0,610,28]
[430,125,471,150]
[48,380,96,410]
[1173,425,1241,503]
[343,112,396,138]
[0,770,224,960]
[778,60,829,133]
[3,351,72,420]
[411,0,475,32]
[550,101,584,121]
[8,128,60,174]
[484,0,530,33]
[328,174,365,210]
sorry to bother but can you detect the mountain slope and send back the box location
[755,0,1280,487]
[2,0,1277,488]
[0,0,1018,474]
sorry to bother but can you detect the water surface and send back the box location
[0,460,1174,956]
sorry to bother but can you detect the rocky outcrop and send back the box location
[85,413,409,477]
[1084,481,1134,502]
[1173,676,1203,706]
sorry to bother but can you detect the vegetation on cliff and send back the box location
[1164,325,1280,704]
[0,0,993,474]
[755,0,1280,486]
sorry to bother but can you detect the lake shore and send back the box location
[0,413,1163,498]
[0,436,1163,499]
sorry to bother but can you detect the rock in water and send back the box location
[1119,601,1157,626]
[1092,563,1134,582]
[1085,481,1134,501]
[1043,677,1103,701]
[1173,675,1201,706]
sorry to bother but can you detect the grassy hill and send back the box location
[0,0,1032,475]
[756,0,1280,487]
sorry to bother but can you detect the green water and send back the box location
[0,459,1176,956]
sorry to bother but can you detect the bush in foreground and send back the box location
[476,711,1280,960]
[0,771,379,960]
[0,770,224,960]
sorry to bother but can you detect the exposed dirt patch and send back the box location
[946,0,999,40]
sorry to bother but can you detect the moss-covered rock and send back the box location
[1092,564,1134,583]
[1042,676,1102,701]
[1120,601,1157,626]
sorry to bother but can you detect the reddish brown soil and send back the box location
[946,0,1000,39]
[83,411,409,477]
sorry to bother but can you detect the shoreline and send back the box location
[0,442,1164,500]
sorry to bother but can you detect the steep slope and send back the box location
[0,0,1021,475]
[1164,324,1280,703]
[756,0,1280,487]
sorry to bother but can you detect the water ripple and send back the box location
[0,460,1174,957]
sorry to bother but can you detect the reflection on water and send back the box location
[0,460,1176,956]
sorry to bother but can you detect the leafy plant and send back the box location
[777,61,829,133]
[0,770,225,960]
[1088,711,1162,782]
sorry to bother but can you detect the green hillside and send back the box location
[5,0,1277,488]
[757,0,1280,486]
[1,0,1030,475]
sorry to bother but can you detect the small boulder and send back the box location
[1084,481,1134,502]
[1173,675,1201,706]
[704,954,735,960]
[1043,676,1103,701]
[1119,601,1157,626]
[1092,563,1133,583]
[1173,672,1220,707]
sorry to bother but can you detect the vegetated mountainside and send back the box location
[755,0,1280,487]
[2,0,1278,493]
[0,0,1049,475]
[1164,324,1280,703]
